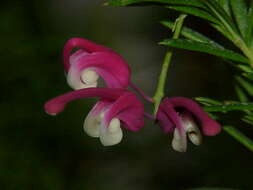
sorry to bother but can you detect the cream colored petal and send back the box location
[99,118,123,146]
[67,70,85,90]
[81,69,99,85]
[182,118,202,146]
[171,128,187,152]
[67,68,98,90]
[83,111,100,138]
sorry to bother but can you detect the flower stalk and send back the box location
[153,14,187,114]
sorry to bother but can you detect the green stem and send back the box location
[206,1,253,66]
[223,126,253,152]
[153,14,187,114]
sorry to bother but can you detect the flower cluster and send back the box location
[44,37,221,151]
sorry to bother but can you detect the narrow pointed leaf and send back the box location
[236,64,253,73]
[230,0,248,38]
[224,126,253,152]
[242,117,253,125]
[167,5,219,24]
[245,1,253,45]
[235,85,249,102]
[242,73,253,81]
[161,20,223,48]
[211,23,234,42]
[160,39,248,63]
[205,0,239,33]
[217,0,231,16]
[195,97,222,106]
[242,114,253,125]
[203,102,253,112]
[236,76,253,96]
[105,0,206,8]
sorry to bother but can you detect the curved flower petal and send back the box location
[156,105,175,133]
[67,51,130,89]
[44,88,145,146]
[63,38,131,89]
[83,100,111,137]
[180,112,202,146]
[157,100,185,135]
[44,88,125,115]
[172,112,202,152]
[103,92,145,131]
[168,97,221,136]
[63,38,112,71]
[156,97,220,152]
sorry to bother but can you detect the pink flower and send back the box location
[44,88,144,146]
[156,97,221,152]
[63,38,130,90]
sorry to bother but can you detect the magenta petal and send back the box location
[104,92,144,131]
[156,106,174,133]
[63,38,112,71]
[168,97,221,136]
[116,107,144,131]
[90,100,112,116]
[68,51,130,88]
[69,49,89,65]
[158,99,185,135]
[44,88,125,115]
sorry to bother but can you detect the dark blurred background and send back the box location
[0,0,253,190]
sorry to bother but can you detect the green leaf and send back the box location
[195,97,222,106]
[242,73,253,81]
[235,85,249,102]
[204,0,239,34]
[210,23,235,42]
[230,0,248,38]
[245,1,253,45]
[242,114,253,125]
[161,20,223,48]
[236,64,253,73]
[167,5,219,24]
[217,0,231,16]
[160,39,248,63]
[236,76,253,96]
[224,126,253,152]
[204,102,253,112]
[105,0,206,8]
[242,117,253,125]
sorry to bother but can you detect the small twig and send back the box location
[153,14,187,115]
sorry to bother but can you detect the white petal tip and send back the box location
[83,128,100,138]
[182,116,202,146]
[188,133,202,146]
[83,113,100,138]
[171,128,187,152]
[172,140,187,152]
[81,69,99,85]
[108,118,121,133]
[100,118,123,146]
[67,68,98,90]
